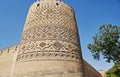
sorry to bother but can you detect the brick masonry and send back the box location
[0,0,102,77]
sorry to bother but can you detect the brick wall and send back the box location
[83,60,102,77]
[0,45,18,77]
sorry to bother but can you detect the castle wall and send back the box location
[0,46,18,77]
[0,0,103,77]
[83,60,102,77]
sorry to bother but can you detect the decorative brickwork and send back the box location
[21,25,79,45]
[0,0,102,77]
[23,0,77,32]
[16,50,81,62]
[14,0,84,77]
[17,40,82,62]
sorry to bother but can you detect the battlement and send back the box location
[0,45,19,56]
[0,45,19,77]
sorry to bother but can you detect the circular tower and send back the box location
[14,0,84,77]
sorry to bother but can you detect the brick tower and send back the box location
[14,0,84,77]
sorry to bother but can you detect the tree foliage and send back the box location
[106,64,120,77]
[88,24,120,63]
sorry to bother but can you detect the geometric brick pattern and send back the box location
[21,25,79,45]
[23,0,78,32]
[18,24,82,63]
[14,0,84,77]
[16,50,82,62]
[0,0,102,77]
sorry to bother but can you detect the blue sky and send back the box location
[0,0,120,71]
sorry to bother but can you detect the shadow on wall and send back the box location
[83,60,102,77]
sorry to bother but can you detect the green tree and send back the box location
[87,24,120,63]
[107,64,120,77]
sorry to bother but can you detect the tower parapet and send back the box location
[0,45,18,56]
